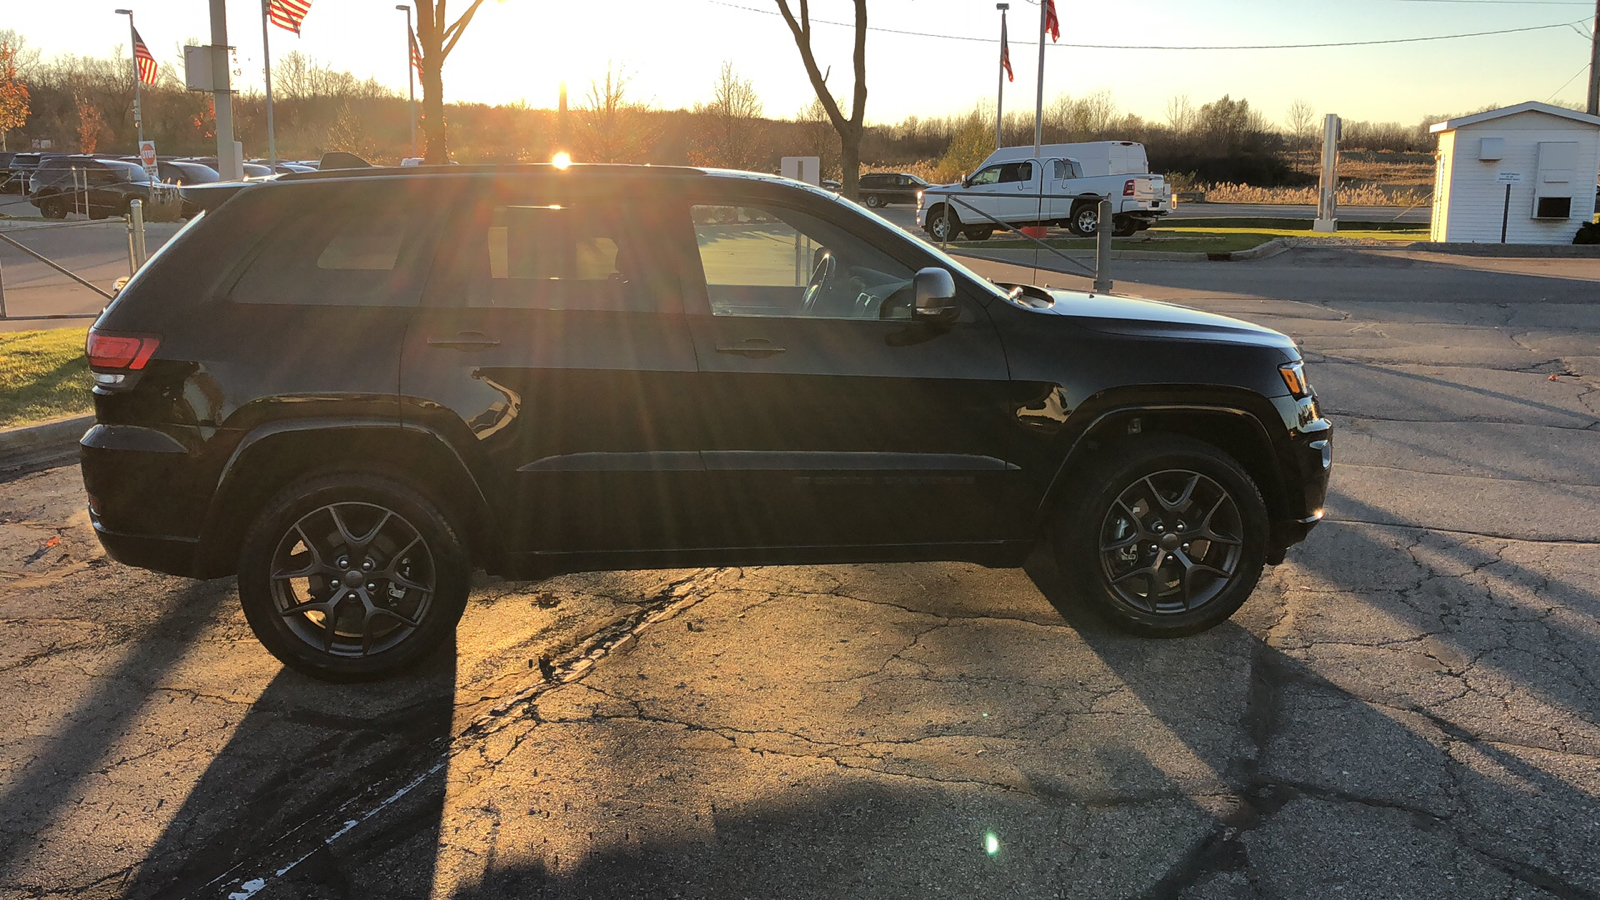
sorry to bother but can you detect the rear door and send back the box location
[399,177,705,554]
[678,183,1019,550]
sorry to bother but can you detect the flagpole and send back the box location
[1034,0,1046,156]
[116,10,145,153]
[262,0,276,164]
[996,3,1008,151]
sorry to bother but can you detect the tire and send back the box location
[1053,435,1269,637]
[962,226,995,241]
[1112,217,1140,237]
[237,473,471,681]
[865,194,883,208]
[39,196,67,219]
[924,205,960,242]
[1068,203,1099,237]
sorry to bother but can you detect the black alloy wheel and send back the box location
[1113,217,1140,237]
[1056,436,1268,636]
[865,194,883,208]
[238,473,470,680]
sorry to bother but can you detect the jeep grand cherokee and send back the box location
[81,164,1331,680]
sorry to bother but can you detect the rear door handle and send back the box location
[716,339,786,358]
[427,331,500,350]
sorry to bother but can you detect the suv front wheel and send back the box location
[1054,436,1268,637]
[238,473,471,681]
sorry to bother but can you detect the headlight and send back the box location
[1279,361,1311,398]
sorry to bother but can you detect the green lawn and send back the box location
[0,328,93,429]
[950,225,1428,255]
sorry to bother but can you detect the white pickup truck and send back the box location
[917,141,1171,241]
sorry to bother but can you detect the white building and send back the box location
[1429,101,1600,244]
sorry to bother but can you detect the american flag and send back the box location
[1044,0,1060,42]
[410,32,423,75]
[131,27,158,84]
[268,0,313,34]
[1000,14,1013,82]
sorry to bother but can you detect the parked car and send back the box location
[154,159,221,218]
[5,152,65,195]
[29,156,153,219]
[920,141,1171,240]
[84,163,1331,680]
[250,159,318,175]
[858,171,930,209]
[178,157,275,180]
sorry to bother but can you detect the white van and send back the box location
[982,141,1151,178]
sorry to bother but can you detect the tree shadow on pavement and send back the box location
[1022,499,1600,898]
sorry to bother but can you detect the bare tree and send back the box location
[575,64,661,163]
[1164,94,1195,135]
[412,0,490,163]
[1286,98,1316,148]
[775,0,867,199]
[691,61,767,171]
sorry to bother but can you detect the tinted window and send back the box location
[431,195,670,313]
[690,202,917,320]
[229,194,422,306]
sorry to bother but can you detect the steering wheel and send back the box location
[800,251,836,316]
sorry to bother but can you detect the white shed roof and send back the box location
[1430,101,1600,134]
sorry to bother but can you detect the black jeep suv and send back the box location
[81,164,1331,680]
[858,172,929,209]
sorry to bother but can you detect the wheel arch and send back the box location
[195,419,501,578]
[1039,401,1289,535]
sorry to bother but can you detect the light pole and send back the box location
[397,4,417,159]
[995,3,1008,151]
[114,9,143,153]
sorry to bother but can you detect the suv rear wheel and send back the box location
[1054,436,1268,637]
[238,473,470,681]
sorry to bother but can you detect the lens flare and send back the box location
[552,152,572,169]
[984,832,1000,855]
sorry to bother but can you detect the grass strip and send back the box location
[0,327,92,429]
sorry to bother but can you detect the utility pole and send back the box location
[1033,0,1047,155]
[210,0,241,181]
[1588,0,1600,115]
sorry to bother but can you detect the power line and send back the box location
[1548,61,1590,99]
[710,2,1586,50]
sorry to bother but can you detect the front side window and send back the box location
[691,202,919,320]
[968,166,1003,187]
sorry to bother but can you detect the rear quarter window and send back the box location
[228,190,430,307]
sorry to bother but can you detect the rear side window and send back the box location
[229,194,423,306]
[430,193,678,313]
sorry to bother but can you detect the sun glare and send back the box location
[551,152,572,169]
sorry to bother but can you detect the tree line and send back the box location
[2,28,1460,186]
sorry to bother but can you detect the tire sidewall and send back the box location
[238,474,470,681]
[1069,204,1098,236]
[1056,438,1269,637]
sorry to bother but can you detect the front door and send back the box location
[399,179,705,554]
[678,189,1017,551]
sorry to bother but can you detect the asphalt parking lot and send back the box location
[1,237,1598,898]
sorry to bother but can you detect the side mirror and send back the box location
[912,267,959,324]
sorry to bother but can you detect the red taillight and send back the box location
[1123,179,1136,197]
[86,329,160,370]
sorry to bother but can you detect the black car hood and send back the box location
[1027,289,1297,351]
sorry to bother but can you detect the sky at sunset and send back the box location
[8,0,1598,130]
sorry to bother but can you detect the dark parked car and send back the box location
[29,156,152,219]
[5,151,65,195]
[859,171,930,209]
[178,156,275,179]
[82,164,1331,680]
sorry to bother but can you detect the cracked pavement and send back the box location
[0,245,1597,898]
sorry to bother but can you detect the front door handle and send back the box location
[427,331,501,350]
[716,339,786,358]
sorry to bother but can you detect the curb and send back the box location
[951,237,1289,266]
[0,414,91,472]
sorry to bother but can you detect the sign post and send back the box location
[1496,171,1523,244]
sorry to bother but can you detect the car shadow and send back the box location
[116,645,457,899]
